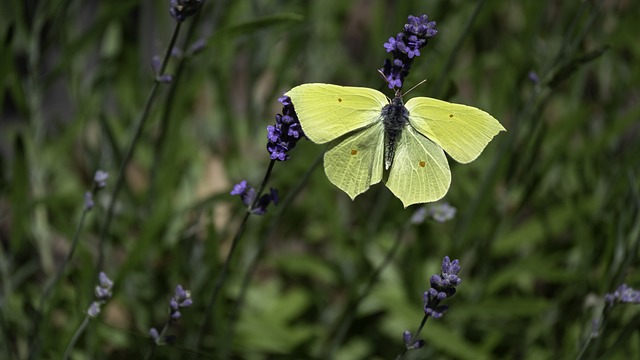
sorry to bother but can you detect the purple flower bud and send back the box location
[151,56,161,74]
[84,191,94,211]
[99,272,113,288]
[169,0,203,22]
[180,298,193,308]
[94,170,109,188]
[94,272,113,301]
[187,38,207,55]
[403,330,412,344]
[171,47,183,58]
[427,203,457,223]
[87,301,101,317]
[270,188,279,206]
[230,180,248,196]
[170,298,179,311]
[383,37,397,52]
[157,74,173,83]
[149,327,159,341]
[175,285,187,299]
[410,206,428,224]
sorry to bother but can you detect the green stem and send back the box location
[28,185,99,360]
[63,317,91,360]
[195,160,276,351]
[431,0,486,98]
[323,219,413,358]
[395,315,429,360]
[144,319,173,360]
[225,154,323,352]
[96,21,182,271]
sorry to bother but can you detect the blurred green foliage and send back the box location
[1,0,639,359]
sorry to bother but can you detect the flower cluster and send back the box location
[87,272,114,317]
[85,170,109,211]
[605,283,640,306]
[230,180,279,215]
[410,202,457,224]
[424,256,461,318]
[149,285,193,344]
[169,284,193,320]
[381,14,438,89]
[267,95,304,161]
[94,170,109,188]
[169,0,203,22]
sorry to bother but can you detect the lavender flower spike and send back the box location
[424,256,461,319]
[87,272,114,318]
[267,95,305,161]
[169,284,193,321]
[605,283,640,306]
[230,180,279,215]
[380,14,438,90]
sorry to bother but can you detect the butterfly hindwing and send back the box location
[405,97,505,163]
[286,84,388,144]
[385,125,451,207]
[324,122,385,200]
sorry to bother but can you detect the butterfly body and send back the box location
[286,83,505,207]
[381,95,410,170]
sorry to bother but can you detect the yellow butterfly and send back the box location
[286,84,505,207]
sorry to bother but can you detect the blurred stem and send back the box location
[322,218,413,358]
[195,160,276,352]
[454,1,602,250]
[28,185,100,360]
[431,0,486,98]
[576,304,612,360]
[144,318,173,360]
[62,317,90,360]
[97,22,182,271]
[148,0,231,207]
[224,153,323,355]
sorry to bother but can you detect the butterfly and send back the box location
[285,83,506,207]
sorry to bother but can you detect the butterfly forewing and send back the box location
[385,126,451,207]
[405,97,506,164]
[324,122,386,200]
[286,84,388,144]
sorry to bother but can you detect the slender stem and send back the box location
[323,219,412,358]
[431,0,486,98]
[250,160,276,211]
[395,315,429,360]
[225,154,323,349]
[63,317,91,360]
[195,160,277,351]
[144,319,173,360]
[97,22,182,271]
[27,186,99,360]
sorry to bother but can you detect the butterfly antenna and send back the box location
[404,79,427,96]
[377,69,388,84]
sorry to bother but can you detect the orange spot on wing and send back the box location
[419,161,426,167]
[351,149,358,155]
